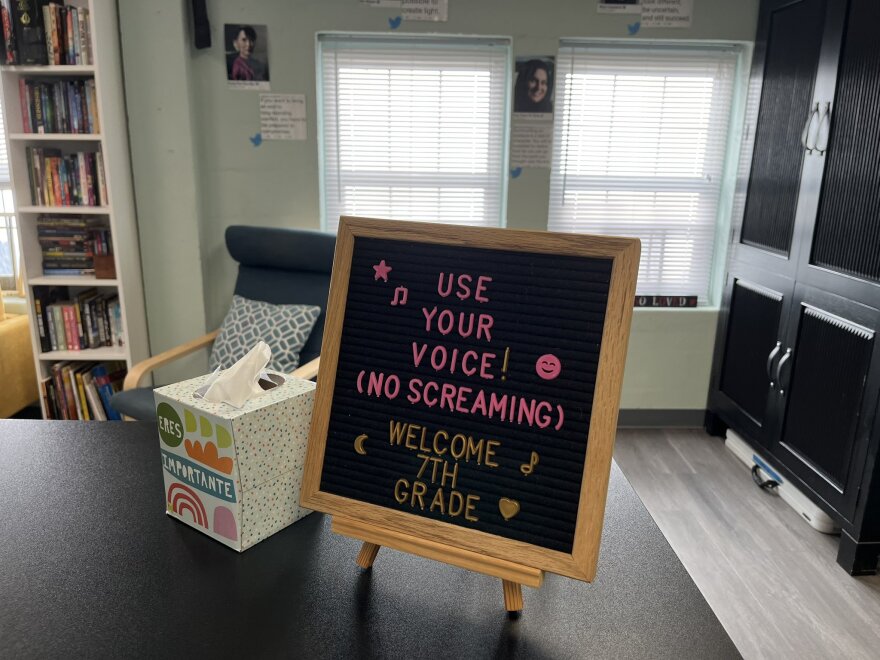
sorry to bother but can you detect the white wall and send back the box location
[119,2,208,381]
[119,0,759,408]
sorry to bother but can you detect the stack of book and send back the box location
[41,360,125,420]
[42,2,92,65]
[26,146,107,206]
[0,0,91,66]
[37,215,110,275]
[32,285,124,352]
[19,78,99,133]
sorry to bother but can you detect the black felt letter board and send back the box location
[320,237,612,553]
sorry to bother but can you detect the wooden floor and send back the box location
[614,429,880,660]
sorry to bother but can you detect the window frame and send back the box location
[315,32,513,233]
[548,39,749,307]
[0,203,22,295]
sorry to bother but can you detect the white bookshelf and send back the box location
[9,132,103,141]
[1,0,149,419]
[4,64,94,75]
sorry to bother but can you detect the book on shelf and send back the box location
[0,1,91,66]
[42,2,91,66]
[91,362,123,420]
[31,283,66,352]
[0,0,47,65]
[40,360,126,420]
[19,78,99,134]
[82,371,105,420]
[37,214,110,275]
[32,284,125,353]
[0,2,14,66]
[26,146,107,206]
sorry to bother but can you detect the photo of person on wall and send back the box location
[225,24,270,88]
[514,57,555,114]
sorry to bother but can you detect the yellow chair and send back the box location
[0,300,39,417]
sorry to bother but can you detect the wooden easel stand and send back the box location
[334,517,544,614]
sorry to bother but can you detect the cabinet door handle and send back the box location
[801,102,820,152]
[776,348,793,395]
[766,340,782,385]
[815,101,832,154]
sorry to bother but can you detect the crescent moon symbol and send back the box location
[354,434,368,456]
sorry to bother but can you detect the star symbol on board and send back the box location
[373,260,392,282]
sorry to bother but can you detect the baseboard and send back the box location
[617,409,705,428]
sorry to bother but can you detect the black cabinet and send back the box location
[709,0,880,574]
[735,0,847,276]
[801,0,880,300]
[772,285,879,520]
[739,0,828,261]
[710,265,794,447]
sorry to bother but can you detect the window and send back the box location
[0,197,19,293]
[318,34,511,233]
[548,42,741,304]
[0,96,19,294]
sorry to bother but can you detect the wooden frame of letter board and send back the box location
[302,216,640,586]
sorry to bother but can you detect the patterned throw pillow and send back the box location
[209,295,321,374]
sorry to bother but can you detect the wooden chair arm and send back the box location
[123,329,220,391]
[290,356,320,380]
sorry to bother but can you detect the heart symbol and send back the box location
[627,21,641,35]
[388,16,402,29]
[249,132,263,147]
[510,166,522,179]
[499,498,520,521]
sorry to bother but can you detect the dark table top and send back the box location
[0,421,738,659]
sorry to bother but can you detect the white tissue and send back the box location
[200,341,272,408]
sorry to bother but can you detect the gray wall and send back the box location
[119,0,759,409]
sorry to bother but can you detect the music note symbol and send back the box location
[390,285,408,306]
[520,451,539,476]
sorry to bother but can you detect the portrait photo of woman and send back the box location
[225,24,270,89]
[514,57,555,114]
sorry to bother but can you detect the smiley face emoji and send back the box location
[535,354,562,380]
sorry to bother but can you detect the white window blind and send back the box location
[549,42,740,304]
[0,93,19,293]
[0,97,9,182]
[318,34,511,233]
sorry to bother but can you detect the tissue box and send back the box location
[154,372,315,551]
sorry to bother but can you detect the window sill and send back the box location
[633,306,719,313]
